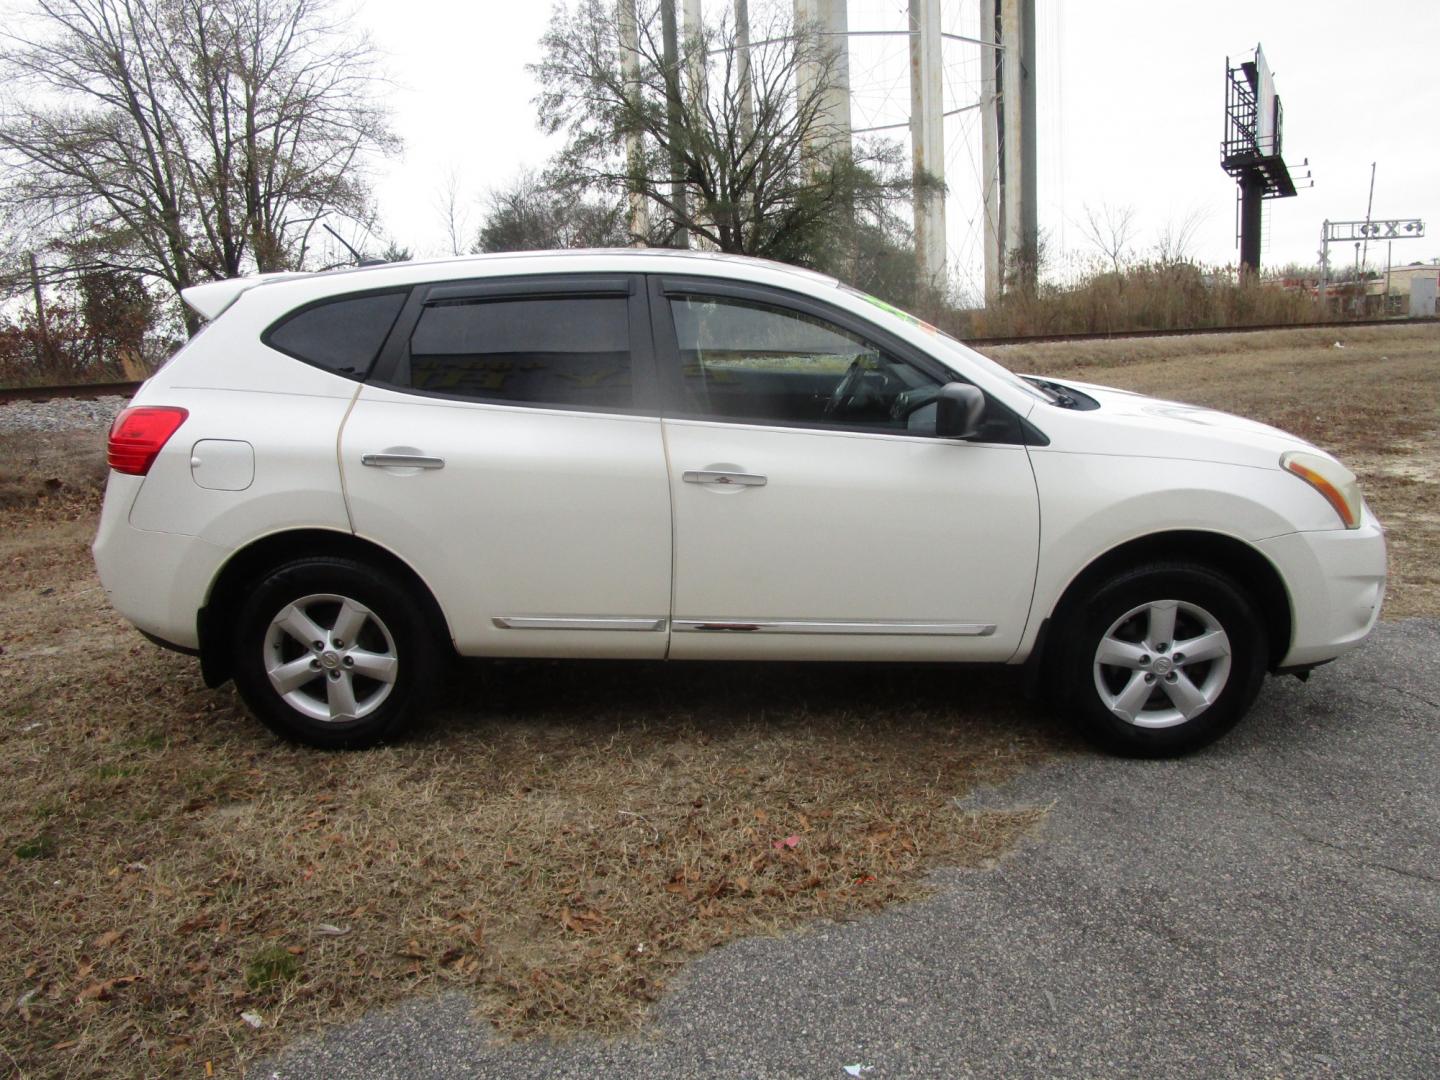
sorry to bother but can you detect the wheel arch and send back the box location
[197,529,454,687]
[1039,530,1293,673]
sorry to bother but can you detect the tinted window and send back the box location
[405,296,632,409]
[669,296,942,432]
[266,291,406,378]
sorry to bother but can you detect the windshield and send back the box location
[837,286,1050,404]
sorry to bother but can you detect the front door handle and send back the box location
[361,453,446,470]
[682,470,767,487]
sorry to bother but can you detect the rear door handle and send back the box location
[682,470,767,487]
[361,453,446,470]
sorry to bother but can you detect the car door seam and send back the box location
[336,381,364,535]
[659,417,680,660]
[641,274,680,661]
[1011,444,1045,663]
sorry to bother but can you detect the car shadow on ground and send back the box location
[423,656,1080,754]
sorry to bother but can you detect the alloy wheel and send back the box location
[1092,599,1233,729]
[263,593,399,723]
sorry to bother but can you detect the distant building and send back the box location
[1368,261,1440,316]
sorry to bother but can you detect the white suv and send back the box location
[93,250,1386,755]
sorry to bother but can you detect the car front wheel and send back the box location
[1058,562,1269,757]
[232,556,442,749]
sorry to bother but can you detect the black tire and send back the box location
[232,556,443,749]
[1056,561,1268,757]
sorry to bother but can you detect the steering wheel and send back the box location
[822,358,870,419]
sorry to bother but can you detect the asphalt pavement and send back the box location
[261,619,1439,1079]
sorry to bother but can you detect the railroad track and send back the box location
[962,314,1437,347]
[0,379,143,404]
[3,316,1434,404]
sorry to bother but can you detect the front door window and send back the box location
[668,295,946,434]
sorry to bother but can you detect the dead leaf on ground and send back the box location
[75,975,142,1003]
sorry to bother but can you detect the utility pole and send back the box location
[1385,240,1393,315]
[1360,161,1376,281]
[659,0,690,247]
[617,0,649,245]
[1318,220,1329,311]
[1353,241,1361,315]
[909,0,946,291]
[27,252,54,371]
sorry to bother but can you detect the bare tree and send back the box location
[433,166,473,258]
[475,169,629,253]
[1153,206,1210,266]
[1079,202,1138,275]
[0,0,397,331]
[532,0,917,264]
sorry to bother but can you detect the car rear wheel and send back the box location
[232,556,441,749]
[1058,562,1268,757]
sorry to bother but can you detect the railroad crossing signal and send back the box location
[1318,217,1426,309]
[1323,218,1425,242]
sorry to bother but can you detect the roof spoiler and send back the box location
[181,271,310,321]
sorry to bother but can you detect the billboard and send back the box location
[1254,46,1278,155]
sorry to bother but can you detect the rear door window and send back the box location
[401,295,634,410]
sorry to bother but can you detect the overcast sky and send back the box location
[358,0,1439,292]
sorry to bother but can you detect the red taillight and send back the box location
[107,406,189,475]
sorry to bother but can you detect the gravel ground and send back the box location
[0,395,129,434]
[261,620,1440,1079]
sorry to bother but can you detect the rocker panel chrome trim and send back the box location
[672,619,997,636]
[493,616,668,632]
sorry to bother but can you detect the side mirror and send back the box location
[934,382,986,439]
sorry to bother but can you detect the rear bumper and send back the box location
[1257,506,1387,667]
[92,472,230,651]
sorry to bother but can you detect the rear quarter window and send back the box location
[263,290,408,379]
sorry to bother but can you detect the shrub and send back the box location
[943,260,1323,340]
[244,945,301,991]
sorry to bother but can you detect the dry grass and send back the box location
[4,321,1436,1078]
[942,263,1320,339]
[0,471,1054,1078]
[990,323,1440,617]
[0,431,110,511]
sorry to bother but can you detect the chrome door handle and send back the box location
[361,453,446,470]
[682,470,767,487]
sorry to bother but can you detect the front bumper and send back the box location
[1256,505,1387,668]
